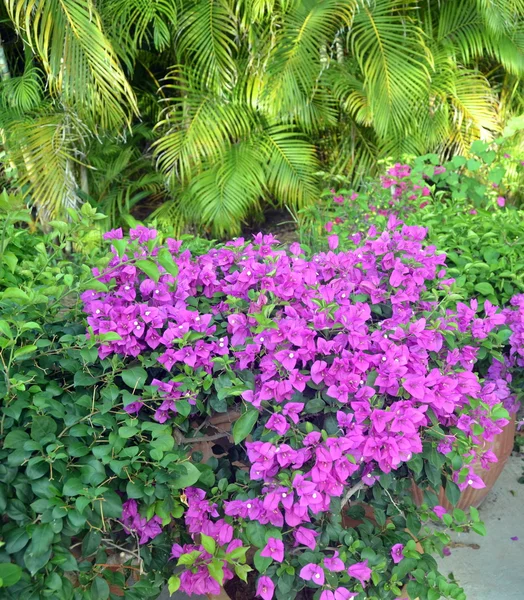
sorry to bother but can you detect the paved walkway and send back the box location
[159,454,524,600]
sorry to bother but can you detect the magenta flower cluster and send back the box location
[83,221,515,598]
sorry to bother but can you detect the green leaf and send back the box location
[469,506,480,523]
[0,563,22,587]
[246,521,266,548]
[0,320,13,338]
[135,259,160,282]
[121,367,148,390]
[474,282,495,296]
[63,478,85,496]
[118,426,139,439]
[200,533,216,555]
[82,530,102,557]
[157,248,179,278]
[91,576,110,600]
[31,524,54,556]
[13,345,38,360]
[471,522,486,536]
[234,563,252,583]
[4,528,29,554]
[2,288,30,303]
[445,480,461,507]
[232,409,259,443]
[4,429,29,449]
[177,550,201,566]
[171,462,201,489]
[254,549,272,573]
[31,416,57,440]
[207,558,225,585]
[168,575,181,594]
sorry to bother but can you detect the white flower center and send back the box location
[382,356,387,361]
[289,353,294,358]
[260,337,264,342]
[95,309,100,314]
[282,493,287,498]
[246,504,252,509]
[145,311,150,316]
[468,479,473,485]
[315,573,320,579]
[219,343,224,347]
[125,286,130,291]
[155,289,160,294]
[312,493,317,499]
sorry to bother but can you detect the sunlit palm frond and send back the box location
[5,0,137,130]
[103,0,179,56]
[153,67,256,183]
[436,0,524,76]
[447,67,500,154]
[261,125,319,209]
[349,0,432,138]
[262,0,356,124]
[182,140,265,236]
[177,0,238,91]
[0,55,43,113]
[3,110,87,220]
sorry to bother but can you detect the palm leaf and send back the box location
[262,0,356,127]
[177,0,238,91]
[3,110,86,220]
[349,0,432,138]
[261,125,319,209]
[5,0,137,130]
[102,0,178,56]
[182,140,265,236]
[153,67,256,183]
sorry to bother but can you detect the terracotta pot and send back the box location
[412,414,516,511]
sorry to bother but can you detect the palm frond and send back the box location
[182,140,265,236]
[177,0,238,91]
[349,0,432,138]
[262,0,356,125]
[261,125,319,209]
[0,58,43,113]
[103,0,178,56]
[3,110,87,220]
[5,0,137,130]
[153,67,256,183]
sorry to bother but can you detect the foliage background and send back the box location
[1,0,524,236]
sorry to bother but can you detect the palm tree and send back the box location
[1,0,523,236]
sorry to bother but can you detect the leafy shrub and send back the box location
[302,141,524,307]
[78,222,517,600]
[0,209,199,599]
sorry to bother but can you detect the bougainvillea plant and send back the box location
[82,222,516,600]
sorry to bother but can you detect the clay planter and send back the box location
[412,415,516,511]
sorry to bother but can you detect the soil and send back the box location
[242,208,299,245]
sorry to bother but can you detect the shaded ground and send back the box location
[436,453,524,600]
[242,208,299,245]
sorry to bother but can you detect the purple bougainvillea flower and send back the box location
[123,400,144,415]
[260,538,284,563]
[497,196,506,207]
[511,536,519,541]
[299,563,325,585]
[433,505,447,519]
[442,547,451,556]
[334,590,358,600]
[391,543,404,564]
[256,576,275,600]
[348,560,372,586]
[324,551,345,572]
[294,526,319,551]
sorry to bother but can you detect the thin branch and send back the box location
[341,481,365,509]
